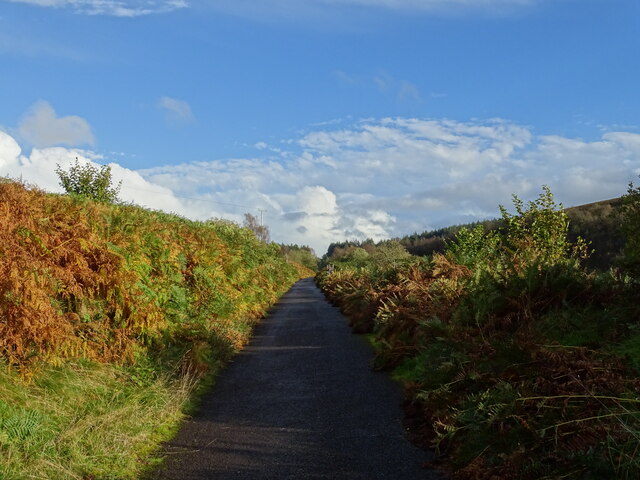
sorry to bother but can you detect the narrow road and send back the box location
[152,278,438,479]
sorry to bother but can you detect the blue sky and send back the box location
[1,0,639,254]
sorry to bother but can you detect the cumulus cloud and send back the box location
[3,114,640,255]
[158,96,195,124]
[1,130,96,191]
[6,0,188,17]
[18,101,95,148]
[0,129,187,216]
[266,186,396,249]
[0,131,22,164]
[139,117,640,252]
[298,117,533,184]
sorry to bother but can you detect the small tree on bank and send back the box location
[243,212,270,243]
[55,158,121,203]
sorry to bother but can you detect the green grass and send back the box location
[0,360,196,480]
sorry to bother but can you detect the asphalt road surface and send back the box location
[152,278,438,480]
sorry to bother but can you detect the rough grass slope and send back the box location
[0,179,302,478]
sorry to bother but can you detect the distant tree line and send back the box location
[321,197,626,271]
[280,244,319,271]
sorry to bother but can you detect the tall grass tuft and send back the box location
[0,360,197,479]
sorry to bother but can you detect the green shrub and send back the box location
[56,158,121,203]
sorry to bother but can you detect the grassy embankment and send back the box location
[318,186,640,479]
[0,180,310,479]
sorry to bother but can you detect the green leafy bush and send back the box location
[55,158,121,203]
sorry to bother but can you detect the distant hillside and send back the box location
[399,218,502,257]
[324,198,625,270]
[565,197,624,269]
[399,198,623,270]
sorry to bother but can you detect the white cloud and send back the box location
[298,117,532,183]
[0,131,22,164]
[6,0,188,16]
[280,186,341,247]
[3,114,640,255]
[158,96,195,124]
[269,186,396,249]
[0,129,187,215]
[18,101,95,148]
[138,118,639,252]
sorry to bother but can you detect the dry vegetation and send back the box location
[318,186,640,479]
[0,179,304,478]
